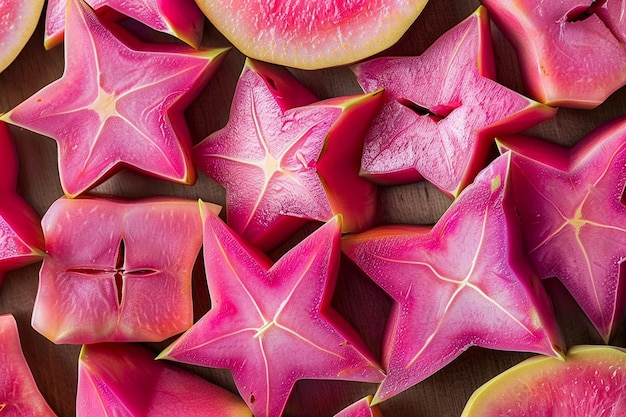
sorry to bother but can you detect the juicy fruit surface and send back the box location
[0,0,45,73]
[461,345,626,416]
[0,122,45,280]
[498,117,626,343]
[44,0,204,49]
[342,154,564,403]
[482,0,626,108]
[32,197,217,344]
[194,59,379,251]
[195,0,429,69]
[1,0,227,197]
[77,342,251,416]
[353,6,556,197]
[159,211,384,417]
[0,314,56,416]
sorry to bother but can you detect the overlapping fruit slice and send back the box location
[194,0,429,69]
[0,122,45,287]
[194,58,380,251]
[0,314,56,416]
[44,0,205,49]
[32,196,219,344]
[352,6,556,197]
[77,342,251,416]
[461,345,626,416]
[342,153,564,403]
[482,0,626,108]
[0,0,45,73]
[158,209,385,417]
[497,116,626,342]
[1,0,227,198]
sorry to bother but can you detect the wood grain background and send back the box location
[1,1,626,416]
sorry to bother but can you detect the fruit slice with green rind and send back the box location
[193,0,429,70]
[0,0,45,73]
[77,342,252,416]
[461,345,626,416]
[0,314,57,416]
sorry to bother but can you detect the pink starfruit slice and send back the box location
[44,0,205,49]
[0,122,45,286]
[497,116,626,343]
[351,6,556,198]
[342,153,564,404]
[193,58,381,251]
[31,196,219,344]
[481,0,626,109]
[334,396,383,417]
[158,209,385,417]
[0,314,56,416]
[77,342,252,416]
[1,0,228,198]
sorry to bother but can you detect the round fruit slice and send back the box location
[195,0,429,69]
[0,0,45,73]
[461,345,626,416]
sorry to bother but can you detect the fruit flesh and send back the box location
[461,345,626,416]
[194,0,429,69]
[0,0,45,73]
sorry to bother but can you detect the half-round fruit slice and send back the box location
[461,345,626,416]
[195,0,429,69]
[0,0,45,73]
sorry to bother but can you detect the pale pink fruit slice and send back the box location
[334,396,383,417]
[342,153,564,404]
[0,122,45,285]
[0,314,56,416]
[482,0,626,109]
[44,0,205,49]
[158,210,385,417]
[461,345,626,416]
[497,116,626,343]
[77,342,252,416]
[0,0,45,73]
[32,196,219,344]
[194,0,429,69]
[1,0,228,198]
[194,58,380,251]
[352,6,556,198]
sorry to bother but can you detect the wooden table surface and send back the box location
[2,1,626,416]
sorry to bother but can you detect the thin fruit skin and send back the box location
[461,345,626,416]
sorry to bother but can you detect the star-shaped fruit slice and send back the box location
[1,0,227,198]
[0,122,45,287]
[158,209,385,417]
[194,58,380,251]
[352,6,556,198]
[44,0,205,49]
[0,314,56,416]
[342,153,564,403]
[77,342,252,416]
[482,0,626,108]
[497,116,626,342]
[32,196,219,344]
